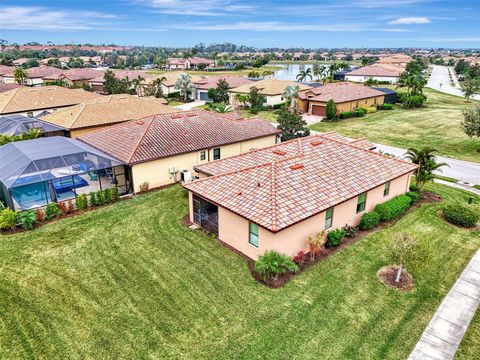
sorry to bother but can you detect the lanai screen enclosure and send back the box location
[0,137,129,211]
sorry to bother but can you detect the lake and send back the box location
[271,63,329,82]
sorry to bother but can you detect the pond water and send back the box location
[271,63,330,82]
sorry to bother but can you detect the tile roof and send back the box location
[346,64,405,77]
[159,72,202,87]
[167,57,214,66]
[185,134,416,232]
[377,54,412,65]
[78,110,280,164]
[229,79,311,96]
[0,65,13,76]
[298,82,386,103]
[0,83,22,93]
[39,94,175,130]
[43,68,104,81]
[25,66,65,79]
[0,86,99,114]
[193,75,253,90]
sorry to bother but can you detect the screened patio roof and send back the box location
[0,136,124,188]
[0,114,65,136]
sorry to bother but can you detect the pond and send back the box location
[271,63,330,82]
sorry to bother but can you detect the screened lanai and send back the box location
[0,137,130,211]
[0,114,66,137]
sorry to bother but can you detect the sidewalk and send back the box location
[408,250,480,360]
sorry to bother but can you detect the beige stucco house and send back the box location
[78,110,280,192]
[184,133,417,260]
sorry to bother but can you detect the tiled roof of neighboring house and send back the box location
[43,68,104,81]
[78,110,281,165]
[0,86,99,114]
[25,66,64,79]
[0,65,13,76]
[185,134,416,232]
[346,64,405,77]
[377,54,412,65]
[167,57,214,66]
[159,72,202,87]
[39,94,175,130]
[298,82,386,103]
[0,83,22,93]
[193,75,253,90]
[230,79,311,96]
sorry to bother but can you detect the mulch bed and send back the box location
[186,190,442,288]
[377,265,414,292]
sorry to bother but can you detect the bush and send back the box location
[409,184,420,193]
[18,210,36,230]
[379,103,393,110]
[339,111,355,119]
[104,188,113,203]
[326,100,337,121]
[359,211,381,230]
[96,190,105,205]
[255,251,299,280]
[292,250,306,265]
[406,191,421,204]
[0,208,17,230]
[35,208,45,222]
[45,203,62,220]
[363,106,377,113]
[308,231,327,259]
[58,201,69,215]
[166,91,180,99]
[272,102,287,109]
[374,195,412,222]
[343,224,358,238]
[443,205,479,228]
[403,94,427,109]
[112,186,120,201]
[89,192,98,206]
[76,194,88,210]
[326,229,346,248]
[139,182,150,193]
[354,109,366,117]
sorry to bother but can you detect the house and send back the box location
[166,57,214,70]
[158,72,202,96]
[183,133,417,260]
[43,68,105,88]
[1,66,65,86]
[78,110,280,192]
[86,70,164,93]
[40,94,175,138]
[229,79,311,107]
[0,86,99,117]
[193,75,253,101]
[376,54,412,66]
[0,114,66,137]
[0,136,129,211]
[296,82,386,116]
[344,64,405,84]
[0,83,21,93]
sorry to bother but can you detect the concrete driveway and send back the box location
[174,100,207,110]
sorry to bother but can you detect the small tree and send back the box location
[215,79,230,103]
[175,74,195,102]
[14,67,27,84]
[460,77,480,102]
[462,105,480,138]
[248,86,265,109]
[391,233,417,283]
[326,99,337,120]
[277,110,310,141]
[235,93,250,108]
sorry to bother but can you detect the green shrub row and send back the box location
[443,205,479,228]
[374,195,412,222]
[359,211,381,230]
[379,103,393,110]
[339,109,366,119]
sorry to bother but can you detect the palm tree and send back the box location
[14,67,28,84]
[132,75,146,97]
[296,68,312,82]
[404,147,449,190]
[175,73,195,102]
[313,65,327,82]
[262,70,274,78]
[338,62,349,71]
[211,102,232,113]
[212,51,218,67]
[248,70,261,79]
[328,63,339,80]
[282,85,300,113]
[151,76,167,97]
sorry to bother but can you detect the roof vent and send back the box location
[273,150,286,156]
[311,140,322,146]
[290,164,304,170]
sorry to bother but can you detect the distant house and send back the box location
[43,68,104,88]
[183,133,416,260]
[193,75,253,101]
[377,54,412,66]
[158,72,201,96]
[78,110,280,192]
[344,64,405,84]
[86,70,163,93]
[1,66,64,86]
[229,79,311,107]
[40,94,175,138]
[0,85,99,117]
[166,57,214,70]
[296,82,386,116]
[0,83,21,93]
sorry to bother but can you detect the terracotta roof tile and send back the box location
[230,79,311,96]
[346,64,405,77]
[193,75,252,90]
[298,82,386,103]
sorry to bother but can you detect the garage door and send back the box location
[311,105,326,116]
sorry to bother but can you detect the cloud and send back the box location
[389,17,431,24]
[0,6,119,30]
[137,0,255,16]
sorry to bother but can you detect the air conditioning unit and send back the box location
[181,170,192,182]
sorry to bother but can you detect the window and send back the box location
[249,222,259,247]
[356,193,367,213]
[213,148,221,160]
[384,182,390,197]
[200,151,206,161]
[325,208,333,229]
[27,112,34,118]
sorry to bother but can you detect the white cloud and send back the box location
[0,6,118,30]
[389,17,431,24]
[138,0,255,16]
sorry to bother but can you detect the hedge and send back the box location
[359,211,381,230]
[379,103,393,110]
[339,111,355,119]
[443,205,479,228]
[374,194,412,221]
[406,191,420,203]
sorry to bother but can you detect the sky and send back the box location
[1,0,479,48]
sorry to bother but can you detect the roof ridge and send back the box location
[270,160,278,232]
[129,117,156,163]
[0,87,20,113]
[70,103,88,128]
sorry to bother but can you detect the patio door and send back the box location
[193,195,218,237]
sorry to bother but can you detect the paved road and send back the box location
[408,250,480,360]
[427,65,480,100]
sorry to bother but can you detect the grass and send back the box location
[456,307,480,359]
[309,88,480,163]
[167,101,183,106]
[239,109,279,122]
[434,174,459,183]
[148,65,282,77]
[1,184,479,359]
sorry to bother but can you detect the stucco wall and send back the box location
[131,135,277,192]
[196,172,412,260]
[306,95,385,115]
[345,75,399,84]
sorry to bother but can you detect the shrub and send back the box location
[112,186,120,201]
[409,184,420,193]
[139,182,150,193]
[326,229,346,248]
[104,188,113,203]
[339,111,355,119]
[292,250,306,266]
[58,201,69,215]
[354,109,366,117]
[96,190,105,205]
[403,94,427,109]
[406,191,421,204]
[443,205,479,228]
[364,106,377,113]
[326,100,337,121]
[0,208,17,230]
[35,208,45,222]
[359,211,381,230]
[67,199,75,212]
[308,231,327,259]
[379,103,393,110]
[272,102,287,109]
[343,224,358,238]
[374,195,412,222]
[89,192,98,206]
[18,210,36,230]
[255,251,299,280]
[166,91,180,99]
[45,203,61,220]
[76,194,88,210]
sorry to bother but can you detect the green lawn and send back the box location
[309,88,480,163]
[148,65,282,77]
[1,184,479,359]
[456,309,480,359]
[239,109,279,122]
